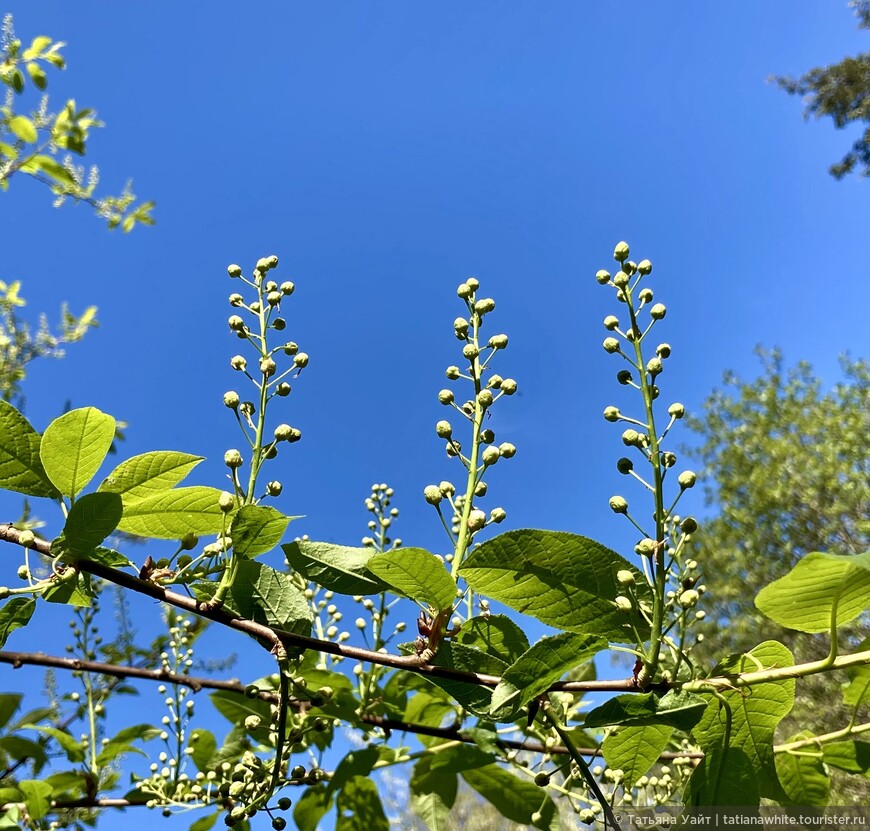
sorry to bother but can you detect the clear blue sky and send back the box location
[1,2,868,827]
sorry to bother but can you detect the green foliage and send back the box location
[0,14,154,228]
[0,240,868,831]
[773,2,870,178]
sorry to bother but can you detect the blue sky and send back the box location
[1,2,869,827]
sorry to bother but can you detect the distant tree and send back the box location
[687,348,870,801]
[774,1,870,178]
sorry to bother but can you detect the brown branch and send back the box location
[0,647,706,765]
[0,524,647,695]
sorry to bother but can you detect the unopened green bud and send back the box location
[438,389,454,405]
[230,355,247,371]
[293,352,309,368]
[681,516,699,534]
[482,446,500,466]
[424,485,443,505]
[435,420,453,439]
[646,357,663,375]
[662,451,677,468]
[500,378,517,395]
[679,589,699,608]
[260,357,277,377]
[468,509,487,531]
[474,297,496,315]
[274,424,294,442]
[180,532,199,550]
[477,389,494,408]
[250,301,262,313]
[487,374,503,390]
[224,450,243,469]
[17,565,29,580]
[462,343,480,360]
[265,280,278,292]
[267,291,282,307]
[255,257,271,273]
[616,569,635,586]
[637,259,652,275]
[479,429,495,444]
[273,319,287,332]
[453,317,469,337]
[490,507,507,523]
[280,281,295,296]
[446,440,461,457]
[457,283,473,299]
[283,341,299,355]
[616,457,633,474]
[227,264,243,278]
[609,495,628,514]
[276,382,292,397]
[219,492,235,512]
[603,337,620,353]
[595,269,611,285]
[650,303,666,320]
[228,293,244,306]
[603,315,620,330]
[678,471,696,489]
[18,530,35,547]
[464,277,480,291]
[603,406,620,422]
[636,538,656,556]
[613,241,630,262]
[668,402,685,418]
[244,684,259,699]
[638,288,653,304]
[439,481,455,496]
[474,481,488,497]
[223,391,240,409]
[534,772,551,787]
[228,315,245,332]
[488,333,508,349]
[613,272,629,289]
[244,715,261,730]
[621,429,640,446]
[657,343,671,358]
[498,442,516,458]
[446,365,461,379]
[266,481,283,496]
[615,595,633,612]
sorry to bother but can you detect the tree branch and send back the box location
[0,524,645,694]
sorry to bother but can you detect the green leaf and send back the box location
[116,486,232,538]
[95,723,160,766]
[368,547,457,609]
[99,451,203,500]
[453,614,530,662]
[25,62,47,90]
[0,805,19,829]
[0,598,35,648]
[822,740,870,774]
[18,780,51,821]
[0,694,22,730]
[43,571,93,607]
[584,690,707,731]
[336,775,389,831]
[0,736,46,768]
[775,731,830,806]
[691,641,795,803]
[0,399,59,498]
[686,747,761,808]
[59,492,123,556]
[461,764,558,830]
[209,691,272,733]
[188,813,219,831]
[40,407,116,497]
[295,784,334,831]
[602,723,674,787]
[8,115,37,143]
[403,691,457,737]
[227,560,312,635]
[458,529,648,639]
[410,754,458,831]
[188,728,217,771]
[27,725,84,763]
[230,504,291,558]
[490,632,606,721]
[755,551,870,634]
[18,154,76,187]
[327,747,381,797]
[283,541,390,595]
